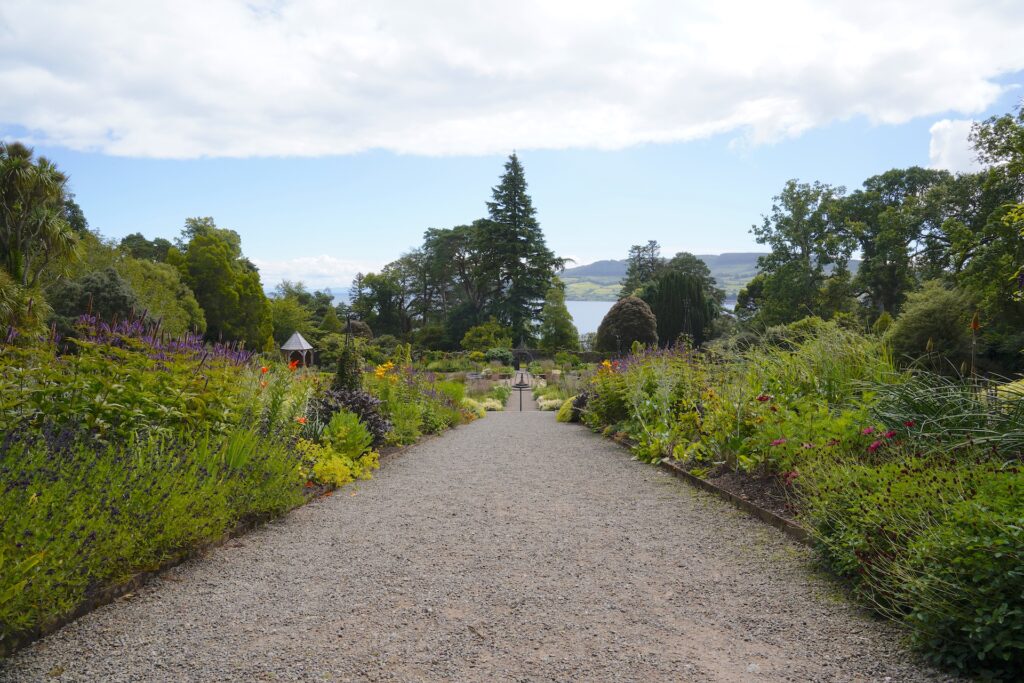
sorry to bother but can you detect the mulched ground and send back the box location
[703,466,800,521]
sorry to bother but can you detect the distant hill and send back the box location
[560,259,629,278]
[560,253,858,301]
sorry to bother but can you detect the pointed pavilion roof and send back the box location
[280,331,313,351]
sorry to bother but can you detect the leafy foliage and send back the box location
[537,279,579,352]
[310,388,391,447]
[0,142,79,289]
[576,321,1022,677]
[171,217,271,349]
[885,281,973,372]
[461,318,512,352]
[640,270,716,347]
[48,267,141,326]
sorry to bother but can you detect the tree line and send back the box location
[606,106,1024,374]
[348,153,575,351]
[0,148,580,358]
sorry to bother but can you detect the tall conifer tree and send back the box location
[484,153,563,343]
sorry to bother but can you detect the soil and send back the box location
[703,466,800,521]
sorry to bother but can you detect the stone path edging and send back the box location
[590,426,812,546]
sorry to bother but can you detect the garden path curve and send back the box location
[2,412,955,682]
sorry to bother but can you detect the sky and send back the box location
[2,0,1023,294]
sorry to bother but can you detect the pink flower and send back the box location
[903,420,915,428]
[867,440,883,453]
[884,430,897,439]
[862,427,876,435]
[770,438,788,446]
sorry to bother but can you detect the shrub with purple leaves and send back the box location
[310,389,392,447]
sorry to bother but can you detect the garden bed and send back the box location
[702,466,796,521]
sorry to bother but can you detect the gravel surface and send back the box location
[2,412,955,682]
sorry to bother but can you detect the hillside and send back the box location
[560,253,859,301]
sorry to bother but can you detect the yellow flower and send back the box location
[374,361,396,379]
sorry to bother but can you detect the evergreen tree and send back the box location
[640,270,716,347]
[595,296,658,352]
[484,153,564,344]
[665,251,726,306]
[619,240,663,297]
[319,306,343,333]
[538,279,579,352]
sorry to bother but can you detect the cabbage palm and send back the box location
[0,141,79,288]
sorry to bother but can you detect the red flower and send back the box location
[288,359,299,371]
[770,438,788,446]
[867,440,883,453]
[884,430,897,439]
[260,366,269,374]
[862,427,875,435]
[756,394,771,402]
[903,420,915,428]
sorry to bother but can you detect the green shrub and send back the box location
[48,267,141,324]
[387,401,422,445]
[553,351,582,370]
[903,502,1023,676]
[343,319,373,339]
[800,457,1023,678]
[461,318,512,352]
[887,281,974,372]
[485,347,514,365]
[322,410,373,459]
[595,296,658,352]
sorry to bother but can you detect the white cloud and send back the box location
[251,255,381,296]
[1,0,1022,158]
[928,119,983,173]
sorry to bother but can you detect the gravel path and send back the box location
[2,412,954,682]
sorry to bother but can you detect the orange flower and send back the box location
[260,366,269,374]
[288,359,299,371]
[295,416,307,424]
